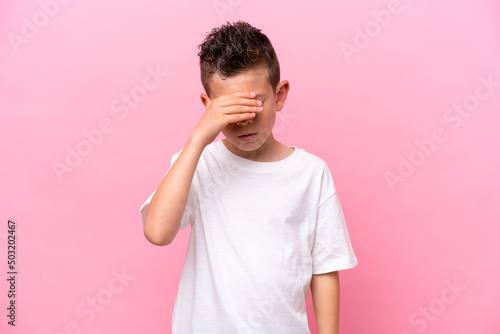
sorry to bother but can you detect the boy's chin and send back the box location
[225,137,260,151]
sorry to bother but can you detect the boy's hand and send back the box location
[192,91,263,146]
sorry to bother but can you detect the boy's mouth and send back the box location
[238,133,256,137]
[238,133,257,141]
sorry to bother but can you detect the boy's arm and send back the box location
[310,271,340,334]
[143,134,206,246]
[143,91,262,246]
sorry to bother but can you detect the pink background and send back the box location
[1,0,500,333]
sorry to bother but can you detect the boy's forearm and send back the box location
[310,271,340,334]
[143,133,206,246]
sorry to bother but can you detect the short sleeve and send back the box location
[139,148,197,232]
[311,166,358,274]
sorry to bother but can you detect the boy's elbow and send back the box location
[144,230,171,246]
[143,219,178,246]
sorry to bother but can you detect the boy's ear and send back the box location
[275,80,290,112]
[200,93,211,109]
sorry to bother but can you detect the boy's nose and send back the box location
[236,118,253,126]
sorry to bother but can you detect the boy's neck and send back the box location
[222,135,294,163]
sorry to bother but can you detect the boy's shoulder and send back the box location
[293,146,329,168]
[280,143,331,171]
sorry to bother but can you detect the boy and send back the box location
[139,20,358,333]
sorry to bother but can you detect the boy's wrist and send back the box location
[187,132,210,149]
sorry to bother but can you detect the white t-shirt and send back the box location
[139,139,358,333]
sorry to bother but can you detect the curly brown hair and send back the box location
[197,20,280,98]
